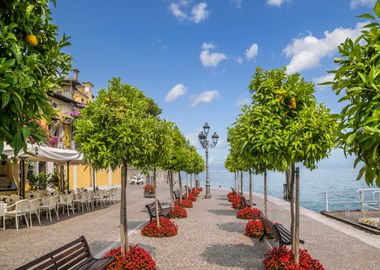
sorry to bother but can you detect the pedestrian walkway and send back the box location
[1,185,380,270]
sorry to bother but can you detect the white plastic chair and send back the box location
[57,194,75,216]
[27,198,42,227]
[94,190,104,207]
[0,203,6,231]
[39,196,60,222]
[73,192,88,212]
[4,199,29,230]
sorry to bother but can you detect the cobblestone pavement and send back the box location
[2,185,380,270]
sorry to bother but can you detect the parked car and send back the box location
[130,175,144,185]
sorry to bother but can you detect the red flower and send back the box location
[187,193,197,201]
[231,196,242,209]
[143,184,155,193]
[245,219,264,238]
[228,192,240,202]
[141,217,178,237]
[103,245,156,270]
[196,187,203,192]
[175,199,193,208]
[237,207,262,219]
[168,206,187,219]
[263,246,324,270]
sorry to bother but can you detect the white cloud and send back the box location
[236,97,250,107]
[169,1,209,23]
[200,42,227,67]
[245,43,259,61]
[231,0,242,8]
[267,0,285,7]
[313,73,335,90]
[234,57,244,65]
[283,23,364,74]
[191,90,219,107]
[192,2,209,23]
[166,84,187,102]
[350,0,376,9]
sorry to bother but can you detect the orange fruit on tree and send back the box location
[26,34,38,46]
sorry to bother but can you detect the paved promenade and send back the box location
[1,185,380,269]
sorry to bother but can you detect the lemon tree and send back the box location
[74,77,161,255]
[327,1,380,186]
[0,0,71,155]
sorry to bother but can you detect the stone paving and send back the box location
[1,185,380,269]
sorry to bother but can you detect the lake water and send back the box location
[197,168,372,212]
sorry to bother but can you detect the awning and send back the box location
[3,144,86,164]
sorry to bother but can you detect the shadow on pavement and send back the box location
[217,222,245,234]
[201,243,266,270]
[208,209,236,216]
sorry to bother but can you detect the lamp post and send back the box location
[198,122,219,199]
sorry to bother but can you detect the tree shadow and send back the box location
[201,242,267,269]
[217,221,245,234]
[208,209,236,216]
[219,202,232,207]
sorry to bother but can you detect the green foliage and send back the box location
[229,67,337,172]
[329,2,380,186]
[0,0,72,155]
[74,77,161,170]
[28,171,60,191]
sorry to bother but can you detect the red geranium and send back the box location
[196,187,203,192]
[245,219,264,238]
[141,217,178,237]
[168,205,187,218]
[191,189,200,196]
[228,192,240,202]
[104,245,156,270]
[237,207,262,219]
[187,193,197,201]
[263,246,324,270]
[175,199,193,208]
[231,196,242,209]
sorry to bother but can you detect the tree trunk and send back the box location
[168,171,175,208]
[294,167,300,263]
[121,161,129,255]
[190,173,193,190]
[289,164,295,254]
[240,170,244,195]
[264,169,268,216]
[178,172,183,202]
[154,167,160,227]
[249,168,253,208]
[186,173,189,198]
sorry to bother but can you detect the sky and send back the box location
[51,0,376,179]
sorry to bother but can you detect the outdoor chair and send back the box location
[86,191,95,210]
[0,202,6,231]
[103,190,112,206]
[27,198,42,227]
[73,192,89,212]
[39,196,60,222]
[94,190,105,207]
[10,194,23,203]
[4,199,29,230]
[57,194,75,216]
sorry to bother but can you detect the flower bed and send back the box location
[141,217,178,237]
[191,189,200,196]
[245,219,264,238]
[104,245,156,270]
[231,196,242,209]
[187,193,197,201]
[175,199,193,208]
[236,207,262,219]
[143,184,155,193]
[168,205,187,218]
[228,192,240,202]
[263,246,324,270]
[196,187,203,192]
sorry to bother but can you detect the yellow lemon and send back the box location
[290,99,297,109]
[26,34,38,46]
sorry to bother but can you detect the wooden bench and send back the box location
[15,235,115,270]
[145,200,172,222]
[173,190,185,201]
[240,196,256,207]
[259,213,304,246]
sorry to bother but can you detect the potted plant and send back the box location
[143,184,155,198]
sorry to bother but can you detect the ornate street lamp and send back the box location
[198,123,219,199]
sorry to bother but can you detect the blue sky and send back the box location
[52,0,375,177]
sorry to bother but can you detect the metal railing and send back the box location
[323,188,380,212]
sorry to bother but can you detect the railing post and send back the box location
[324,192,329,212]
[360,190,365,212]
